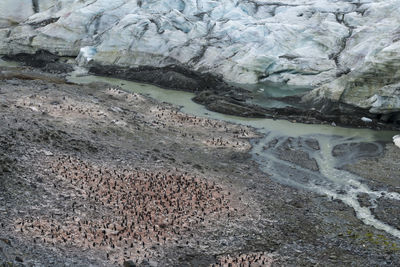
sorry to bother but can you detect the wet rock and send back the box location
[3,50,73,74]
[88,64,234,93]
[42,62,74,74]
[332,142,383,163]
[341,143,400,194]
[191,89,271,118]
[123,260,137,267]
[357,193,372,208]
[3,50,58,69]
[372,198,400,230]
[304,139,320,151]
[273,137,320,172]
[206,100,266,118]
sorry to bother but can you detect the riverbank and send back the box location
[3,52,400,131]
[0,65,399,266]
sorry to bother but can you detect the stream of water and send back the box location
[66,72,400,238]
[2,55,398,238]
[0,58,20,68]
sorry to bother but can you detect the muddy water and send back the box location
[232,80,311,109]
[68,72,400,238]
[0,58,20,67]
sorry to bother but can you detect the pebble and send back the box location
[42,150,54,156]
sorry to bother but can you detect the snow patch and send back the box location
[78,46,97,64]
[394,135,400,149]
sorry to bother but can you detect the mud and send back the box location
[263,137,320,172]
[0,65,399,266]
[344,144,400,193]
[344,144,400,235]
[3,52,400,130]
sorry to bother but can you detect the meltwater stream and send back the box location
[66,72,400,239]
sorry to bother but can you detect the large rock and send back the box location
[1,0,400,113]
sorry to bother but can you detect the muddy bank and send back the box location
[344,144,400,224]
[1,65,399,266]
[3,51,400,131]
[88,63,400,130]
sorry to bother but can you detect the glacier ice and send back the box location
[1,0,400,112]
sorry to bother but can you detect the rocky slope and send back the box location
[1,0,400,116]
[1,64,399,267]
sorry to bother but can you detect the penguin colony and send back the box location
[212,252,276,267]
[150,106,254,151]
[14,155,235,265]
[17,87,255,153]
[17,94,114,123]
[9,85,270,265]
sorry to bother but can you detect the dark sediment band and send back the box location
[2,50,400,130]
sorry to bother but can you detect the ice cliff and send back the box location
[1,0,400,114]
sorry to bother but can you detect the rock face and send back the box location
[1,0,400,114]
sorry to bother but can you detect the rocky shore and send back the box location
[4,51,400,131]
[1,63,400,266]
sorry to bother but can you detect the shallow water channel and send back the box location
[65,71,399,239]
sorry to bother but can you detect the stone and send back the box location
[42,150,54,156]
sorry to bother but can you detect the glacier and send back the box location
[1,0,400,114]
